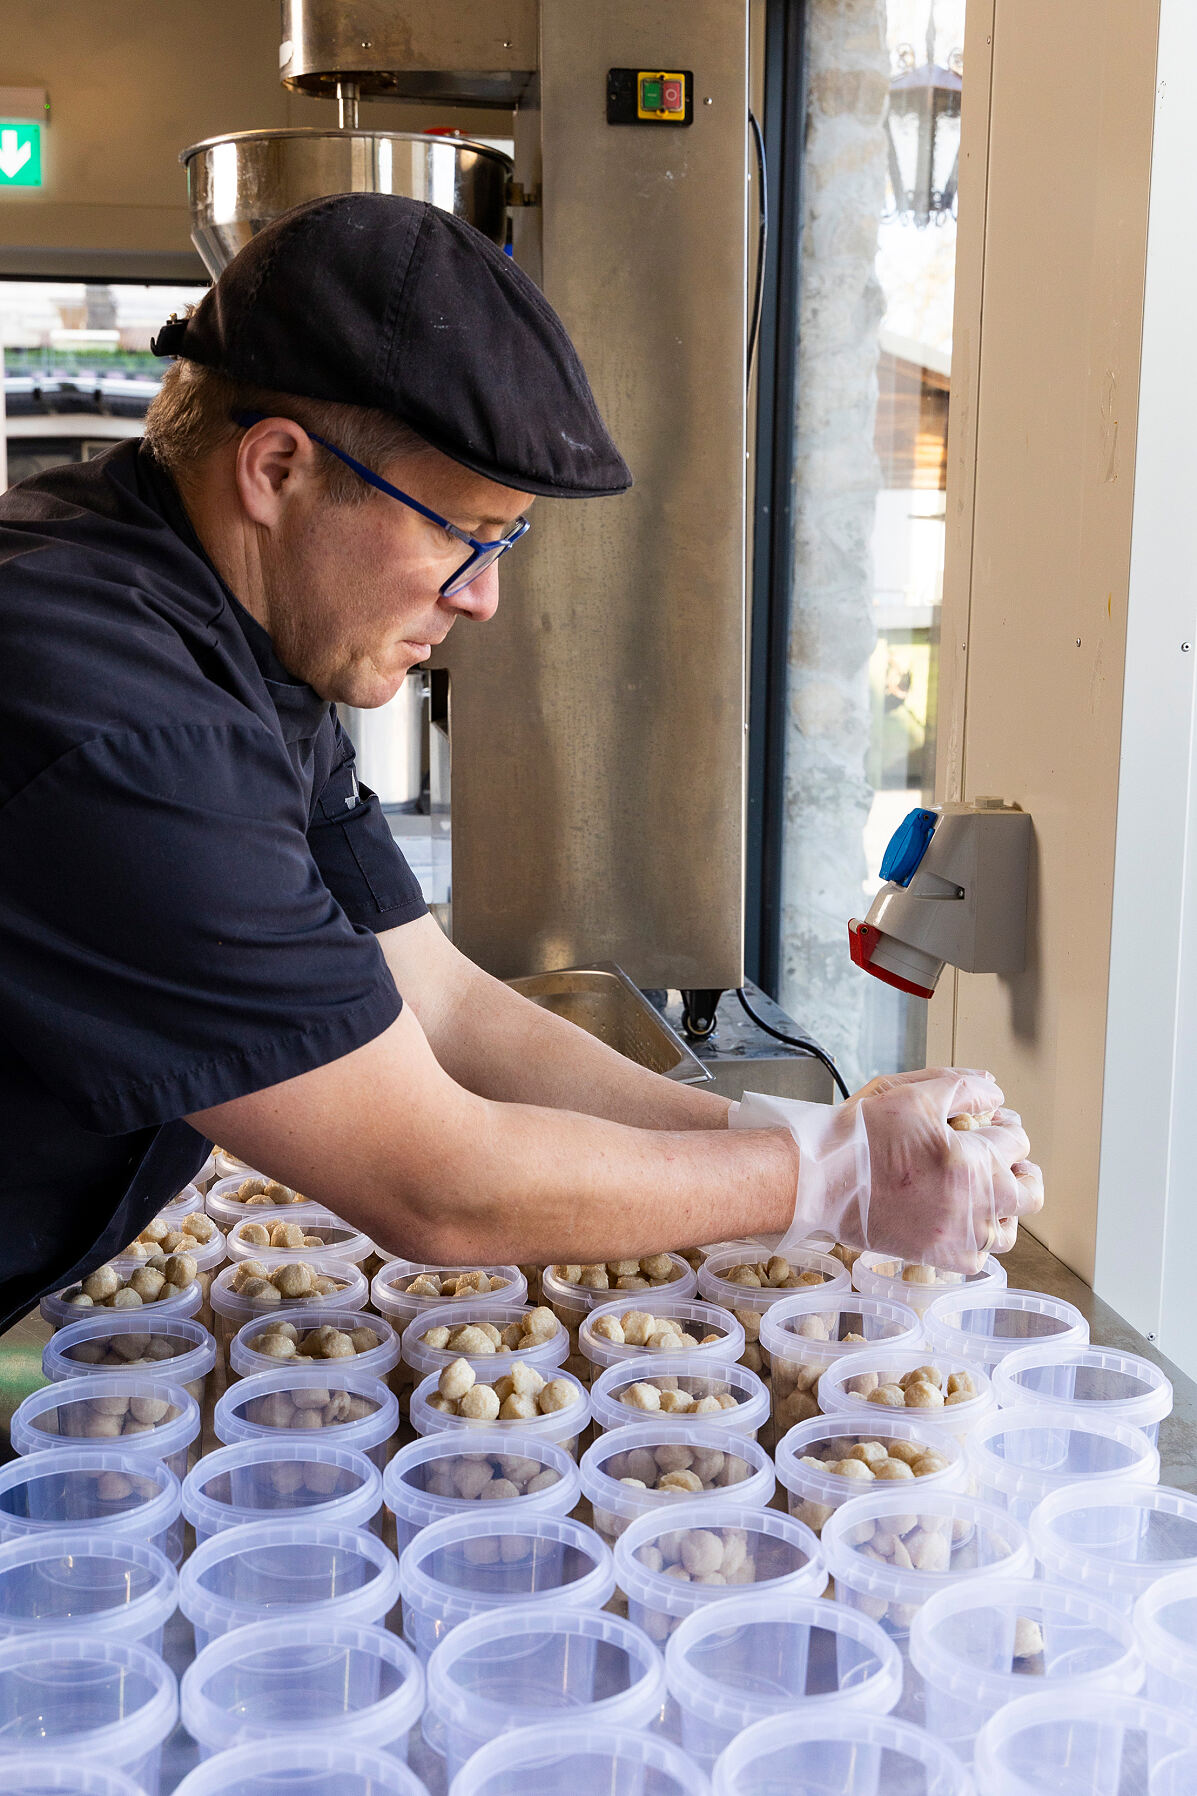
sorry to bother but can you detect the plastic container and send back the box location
[173,1739,431,1796]
[229,1305,401,1387]
[1153,1748,1197,1796]
[384,1431,580,1556]
[0,1532,177,1652]
[213,1366,398,1470]
[710,1711,974,1796]
[579,1297,745,1382]
[448,1721,710,1796]
[182,1617,424,1761]
[204,1170,308,1227]
[911,1575,1144,1754]
[1030,1481,1197,1614]
[179,1518,399,1652]
[209,1255,368,1349]
[398,1511,614,1662]
[774,1412,967,1538]
[11,1375,200,1482]
[589,1355,770,1440]
[0,1448,182,1562]
[992,1343,1173,1445]
[409,1365,588,1457]
[542,1256,697,1379]
[0,1633,177,1795]
[698,1244,852,1380]
[424,1604,665,1783]
[613,1498,826,1644]
[40,1259,203,1333]
[817,1346,996,1444]
[972,1690,1197,1796]
[225,1206,375,1268]
[578,1420,775,1547]
[761,1292,924,1442]
[666,1590,903,1765]
[371,1259,527,1333]
[852,1251,1007,1318]
[822,1488,1034,1643]
[210,1149,259,1183]
[922,1286,1089,1372]
[44,1313,217,1407]
[401,1301,570,1384]
[966,1406,1160,1525]
[183,1439,383,1545]
[0,1761,151,1796]
[1136,1566,1197,1719]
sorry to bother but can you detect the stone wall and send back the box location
[778,0,890,1089]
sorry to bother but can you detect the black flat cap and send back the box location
[152,192,631,500]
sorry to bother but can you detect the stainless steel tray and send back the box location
[506,963,711,1084]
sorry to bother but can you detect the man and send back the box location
[0,195,1040,1330]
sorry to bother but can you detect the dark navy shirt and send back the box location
[0,440,427,1330]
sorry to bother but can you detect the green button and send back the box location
[640,77,663,112]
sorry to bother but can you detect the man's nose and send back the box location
[443,562,500,623]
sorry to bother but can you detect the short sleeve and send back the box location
[308,715,428,933]
[0,719,402,1135]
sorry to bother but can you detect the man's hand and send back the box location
[732,1068,1043,1272]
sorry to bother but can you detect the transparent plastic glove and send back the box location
[729,1068,1043,1273]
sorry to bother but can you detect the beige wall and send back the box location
[929,0,1161,1281]
[0,0,511,275]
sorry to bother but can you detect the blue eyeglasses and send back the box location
[235,411,530,598]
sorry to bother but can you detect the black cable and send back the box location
[747,108,768,383]
[735,986,851,1102]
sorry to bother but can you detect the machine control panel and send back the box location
[607,67,694,127]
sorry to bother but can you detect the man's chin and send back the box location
[326,661,413,710]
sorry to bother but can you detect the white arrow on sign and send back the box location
[0,129,32,179]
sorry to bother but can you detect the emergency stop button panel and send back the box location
[607,68,694,127]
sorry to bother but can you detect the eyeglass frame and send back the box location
[233,410,531,597]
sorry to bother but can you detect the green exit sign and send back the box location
[0,120,41,187]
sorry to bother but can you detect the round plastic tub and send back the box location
[0,1533,177,1652]
[226,1206,375,1269]
[448,1720,710,1796]
[192,1152,218,1192]
[229,1306,401,1388]
[409,1365,588,1458]
[817,1346,996,1444]
[542,1256,697,1380]
[209,1256,369,1350]
[398,1511,614,1662]
[761,1293,924,1443]
[400,1301,569,1385]
[182,1617,424,1762]
[172,1739,431,1796]
[121,1223,226,1331]
[0,1449,182,1562]
[822,1488,1033,1645]
[852,1251,1007,1318]
[158,1179,205,1221]
[589,1355,770,1439]
[972,1690,1197,1796]
[698,1244,851,1381]
[40,1261,203,1334]
[371,1259,527,1333]
[1030,1481,1197,1614]
[11,1375,200,1481]
[204,1170,309,1228]
[578,1420,775,1547]
[666,1590,903,1765]
[966,1406,1160,1526]
[0,1760,151,1796]
[210,1149,259,1183]
[613,1498,826,1644]
[183,1440,383,1546]
[0,1633,177,1795]
[774,1412,967,1539]
[1135,1566,1197,1719]
[579,1297,745,1383]
[922,1286,1089,1372]
[213,1366,398,1471]
[179,1518,399,1652]
[710,1710,974,1796]
[44,1313,217,1408]
[1153,1749,1197,1796]
[992,1343,1173,1445]
[911,1575,1144,1755]
[384,1431,580,1557]
[425,1604,665,1783]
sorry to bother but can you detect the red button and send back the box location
[662,78,683,111]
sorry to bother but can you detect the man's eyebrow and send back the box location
[457,512,525,535]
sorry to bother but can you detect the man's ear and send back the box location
[234,418,322,526]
